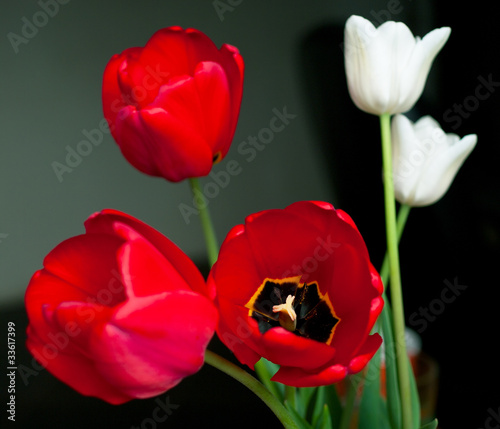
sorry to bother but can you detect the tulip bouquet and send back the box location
[24,15,476,429]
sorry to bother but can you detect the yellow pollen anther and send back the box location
[272,295,297,332]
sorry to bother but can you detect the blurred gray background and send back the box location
[0,0,431,305]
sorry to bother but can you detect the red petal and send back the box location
[116,229,191,297]
[370,262,384,294]
[26,334,132,404]
[102,48,141,140]
[272,363,348,387]
[25,298,128,403]
[85,210,210,299]
[29,291,217,404]
[260,327,336,369]
[192,61,232,155]
[348,333,383,374]
[244,208,324,280]
[95,291,217,399]
[113,105,161,176]
[126,101,212,182]
[25,271,102,349]
[210,228,261,305]
[140,27,221,77]
[218,44,244,154]
[40,234,126,303]
[323,244,377,364]
[215,296,263,368]
[285,202,370,263]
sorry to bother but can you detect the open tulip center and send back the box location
[272,295,297,332]
[245,276,340,345]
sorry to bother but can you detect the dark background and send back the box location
[1,0,499,428]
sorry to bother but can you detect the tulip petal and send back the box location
[25,210,217,404]
[399,27,451,113]
[392,114,476,206]
[101,291,217,399]
[322,244,377,364]
[413,133,477,206]
[272,363,348,387]
[85,210,211,299]
[344,15,450,115]
[121,62,231,182]
[194,61,232,155]
[117,233,192,298]
[260,327,337,369]
[26,299,129,404]
[113,105,161,176]
[140,27,222,77]
[102,26,244,182]
[348,333,383,374]
[244,208,325,280]
[211,232,262,304]
[219,44,244,150]
[26,331,132,405]
[372,20,416,113]
[215,297,262,369]
[102,48,142,138]
[41,234,126,303]
[210,201,383,386]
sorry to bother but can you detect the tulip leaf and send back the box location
[380,302,402,429]
[324,385,342,429]
[408,355,421,429]
[254,358,284,402]
[358,348,391,429]
[285,400,314,429]
[315,404,333,429]
[298,387,318,419]
[420,419,438,429]
[311,386,326,427]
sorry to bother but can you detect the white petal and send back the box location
[344,16,380,114]
[376,22,416,113]
[344,14,451,115]
[412,115,449,159]
[391,114,421,204]
[411,134,477,206]
[397,27,451,114]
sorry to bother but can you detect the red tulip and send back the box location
[102,26,244,182]
[209,201,383,386]
[25,209,217,404]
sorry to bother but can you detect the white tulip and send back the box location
[391,114,477,206]
[344,15,451,115]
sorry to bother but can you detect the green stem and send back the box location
[254,359,284,401]
[188,178,219,267]
[379,204,411,287]
[204,350,300,429]
[284,385,296,409]
[379,113,412,429]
